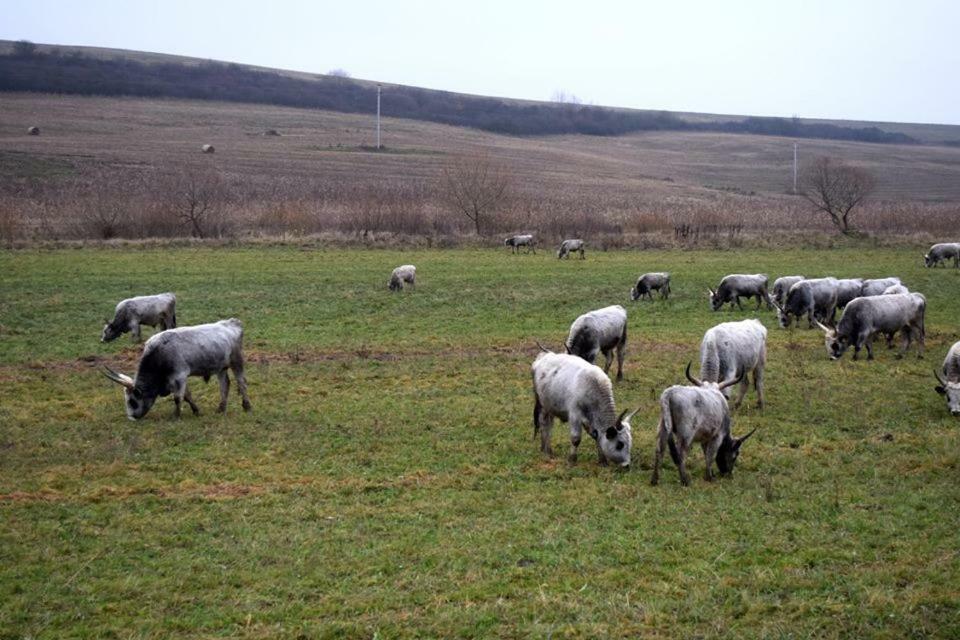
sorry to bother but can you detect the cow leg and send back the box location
[183,386,200,416]
[886,332,895,349]
[231,357,253,412]
[807,310,815,329]
[676,446,692,486]
[735,296,743,310]
[131,323,142,342]
[702,440,720,481]
[217,370,230,412]
[602,349,613,375]
[171,376,188,419]
[755,294,763,310]
[754,365,765,409]
[733,376,748,409]
[615,340,625,382]
[568,421,583,463]
[864,335,875,360]
[579,249,585,259]
[539,412,555,456]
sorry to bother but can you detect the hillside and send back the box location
[3,40,956,145]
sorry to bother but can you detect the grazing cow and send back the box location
[860,277,902,297]
[531,350,636,467]
[650,364,756,486]
[505,234,536,254]
[201,144,215,154]
[835,278,864,309]
[565,305,628,381]
[883,284,910,295]
[772,275,804,307]
[775,278,838,328]
[708,274,771,311]
[101,293,177,343]
[817,293,925,361]
[557,239,586,259]
[631,272,671,301]
[388,264,416,291]
[924,243,960,268]
[933,341,960,416]
[102,319,252,420]
[699,319,767,409]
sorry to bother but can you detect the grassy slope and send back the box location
[1,246,959,638]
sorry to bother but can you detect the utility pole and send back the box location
[793,142,798,194]
[376,84,381,150]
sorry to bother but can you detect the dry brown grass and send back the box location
[1,92,959,244]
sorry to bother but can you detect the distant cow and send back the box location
[924,243,960,268]
[388,264,416,291]
[771,275,804,307]
[505,234,535,254]
[817,293,925,361]
[532,350,636,467]
[27,126,40,136]
[631,272,671,301]
[557,239,585,259]
[776,277,838,328]
[101,293,177,343]
[565,305,628,381]
[709,274,771,311]
[933,341,960,416]
[650,364,756,486]
[102,318,252,420]
[201,144,215,154]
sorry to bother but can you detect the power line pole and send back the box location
[793,142,798,194]
[376,84,381,150]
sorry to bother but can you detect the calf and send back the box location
[566,305,628,381]
[557,238,585,259]
[388,265,416,291]
[816,293,925,361]
[924,243,960,268]
[650,364,755,486]
[699,319,767,409]
[532,351,636,467]
[882,284,910,295]
[631,272,671,301]
[505,234,536,254]
[933,341,960,416]
[101,293,177,342]
[860,277,901,297]
[709,274,771,311]
[772,275,804,307]
[775,278,838,328]
[102,318,252,419]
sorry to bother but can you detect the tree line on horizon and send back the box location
[0,43,916,144]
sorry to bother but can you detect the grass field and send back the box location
[2,246,959,638]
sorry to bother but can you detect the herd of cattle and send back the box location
[98,239,960,486]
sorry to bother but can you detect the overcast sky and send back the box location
[3,0,957,125]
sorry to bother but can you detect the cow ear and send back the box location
[935,385,946,395]
[605,426,618,440]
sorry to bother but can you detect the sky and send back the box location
[2,0,958,125]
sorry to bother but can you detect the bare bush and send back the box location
[800,157,875,235]
[441,154,511,235]
[164,166,229,239]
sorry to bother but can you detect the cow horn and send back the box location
[707,288,715,297]
[934,367,948,386]
[718,369,746,391]
[624,407,640,423]
[684,361,703,386]
[615,408,629,429]
[814,320,834,335]
[102,366,134,389]
[535,341,552,354]
[735,427,757,447]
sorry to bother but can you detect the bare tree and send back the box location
[328,68,351,78]
[170,166,227,239]
[441,154,511,235]
[799,157,875,235]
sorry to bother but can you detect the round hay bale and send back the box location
[201,144,215,154]
[27,126,40,136]
[263,129,280,136]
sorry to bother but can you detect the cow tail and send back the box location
[533,393,542,439]
[660,394,681,466]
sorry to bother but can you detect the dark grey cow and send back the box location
[835,278,864,308]
[565,305,628,381]
[532,351,636,467]
[505,234,536,254]
[772,275,804,307]
[631,272,671,301]
[708,274,771,311]
[102,318,252,419]
[557,239,585,259]
[650,364,756,486]
[817,293,925,361]
[924,243,960,268]
[101,293,177,343]
[934,341,960,416]
[775,277,838,328]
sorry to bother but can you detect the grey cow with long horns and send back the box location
[651,364,756,486]
[102,318,252,420]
